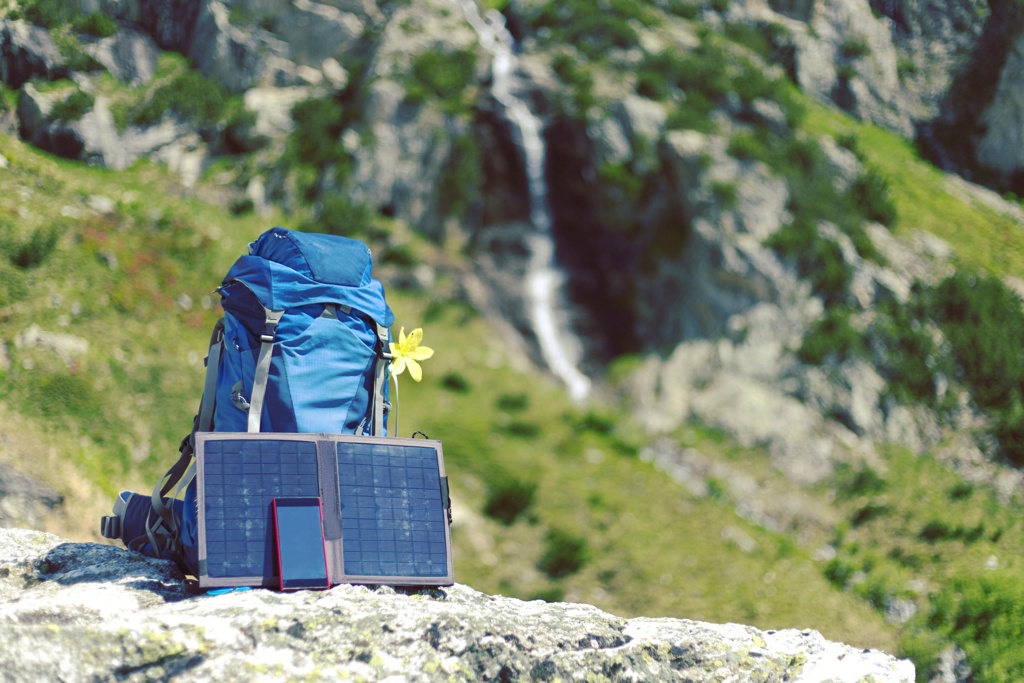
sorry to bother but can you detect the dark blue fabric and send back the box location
[251,227,371,287]
[121,491,156,546]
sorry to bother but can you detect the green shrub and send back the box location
[50,89,94,122]
[538,527,589,579]
[129,70,228,127]
[483,476,537,525]
[851,503,889,527]
[919,519,986,543]
[577,409,616,434]
[228,197,254,216]
[23,0,77,27]
[666,92,718,133]
[932,272,1024,410]
[851,167,897,226]
[711,180,739,209]
[29,371,102,421]
[798,304,865,365]
[727,130,770,161]
[834,463,887,498]
[948,481,974,500]
[723,22,773,60]
[73,12,118,37]
[528,585,566,602]
[551,52,597,120]
[872,294,951,406]
[636,45,732,103]
[53,32,104,72]
[500,419,541,438]
[302,194,375,237]
[840,37,870,59]
[496,393,529,411]
[598,162,643,202]
[289,97,348,170]
[404,48,477,114]
[1,223,62,269]
[768,216,852,306]
[526,0,658,59]
[379,242,418,268]
[823,556,856,588]
[440,372,471,393]
[659,0,700,19]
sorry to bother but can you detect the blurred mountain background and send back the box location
[2,0,1024,679]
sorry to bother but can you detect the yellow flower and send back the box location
[389,326,434,382]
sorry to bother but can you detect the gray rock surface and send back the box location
[82,26,162,86]
[0,528,914,682]
[976,28,1024,176]
[0,20,67,88]
[0,467,62,530]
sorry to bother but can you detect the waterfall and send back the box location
[456,0,592,402]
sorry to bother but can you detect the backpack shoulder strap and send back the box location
[247,306,284,433]
[371,321,392,436]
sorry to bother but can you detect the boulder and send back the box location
[272,0,365,69]
[188,0,267,93]
[0,528,915,682]
[0,467,62,530]
[975,28,1024,178]
[81,26,162,86]
[0,20,67,88]
[16,79,203,173]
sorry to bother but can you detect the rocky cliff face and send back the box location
[0,528,914,682]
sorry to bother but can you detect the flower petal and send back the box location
[407,358,423,381]
[391,356,407,376]
[398,326,407,349]
[406,327,423,349]
[407,345,434,361]
[389,341,401,357]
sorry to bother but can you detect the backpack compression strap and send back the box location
[371,321,392,436]
[248,307,284,433]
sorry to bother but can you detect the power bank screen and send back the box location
[272,497,329,590]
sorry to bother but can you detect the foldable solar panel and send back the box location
[195,432,454,589]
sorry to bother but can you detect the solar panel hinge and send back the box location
[439,476,450,510]
[440,476,453,525]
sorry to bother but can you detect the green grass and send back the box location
[802,102,1024,280]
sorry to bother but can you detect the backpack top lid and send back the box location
[223,227,395,326]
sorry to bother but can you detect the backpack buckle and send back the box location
[100,515,121,539]
[260,309,284,343]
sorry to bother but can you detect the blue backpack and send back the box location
[101,227,395,573]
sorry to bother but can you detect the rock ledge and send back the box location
[0,528,913,682]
